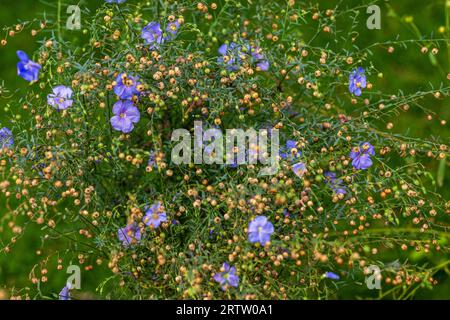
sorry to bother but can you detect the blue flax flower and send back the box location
[113,73,140,100]
[349,67,367,96]
[165,21,180,39]
[292,162,307,178]
[349,142,375,170]
[280,140,301,160]
[141,22,164,48]
[47,85,73,110]
[248,216,274,245]
[110,100,140,133]
[324,272,340,280]
[0,127,14,149]
[118,222,142,247]
[249,46,269,71]
[105,0,126,3]
[213,263,239,290]
[218,42,270,72]
[217,42,244,71]
[148,151,158,169]
[16,50,41,82]
[59,283,72,300]
[143,202,167,229]
[324,172,347,195]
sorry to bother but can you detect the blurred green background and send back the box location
[0,0,448,299]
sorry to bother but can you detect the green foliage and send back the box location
[0,0,449,300]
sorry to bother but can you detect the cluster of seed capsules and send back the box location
[0,0,449,299]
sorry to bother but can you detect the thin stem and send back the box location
[57,0,62,42]
[116,4,137,40]
[446,1,450,69]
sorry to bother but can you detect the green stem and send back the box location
[116,4,137,40]
[446,1,450,69]
[57,0,62,42]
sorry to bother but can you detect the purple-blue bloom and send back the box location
[248,216,274,245]
[213,263,239,290]
[324,172,347,195]
[16,50,41,82]
[349,142,375,170]
[257,60,270,71]
[59,284,71,300]
[292,162,307,178]
[280,140,301,159]
[110,100,140,133]
[105,0,126,3]
[0,127,14,149]
[218,42,244,71]
[141,22,164,48]
[324,272,340,280]
[143,202,167,229]
[249,46,269,71]
[349,67,367,96]
[218,42,270,72]
[148,151,158,169]
[113,73,140,100]
[47,85,73,110]
[286,140,297,150]
[166,21,180,38]
[118,222,142,247]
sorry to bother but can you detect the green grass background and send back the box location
[0,0,448,299]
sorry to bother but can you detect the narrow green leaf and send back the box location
[428,52,438,66]
[437,156,446,187]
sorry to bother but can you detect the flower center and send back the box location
[120,113,126,118]
[152,213,159,220]
[356,82,361,88]
[258,226,263,233]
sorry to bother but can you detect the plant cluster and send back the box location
[0,0,449,300]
